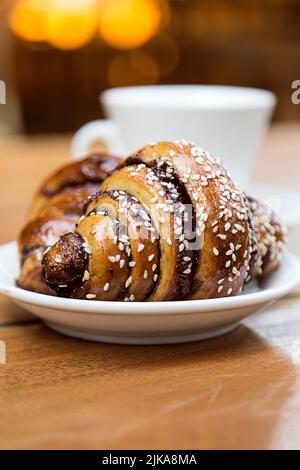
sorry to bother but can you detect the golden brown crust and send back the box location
[125,142,251,300]
[29,153,120,220]
[42,141,285,302]
[17,153,120,294]
[246,194,286,279]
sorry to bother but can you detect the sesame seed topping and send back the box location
[137,243,145,253]
[213,247,219,256]
[103,283,110,291]
[227,288,233,295]
[183,268,191,274]
[86,293,96,299]
[125,276,132,288]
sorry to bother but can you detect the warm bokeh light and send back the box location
[107,53,159,87]
[46,0,98,50]
[99,0,161,50]
[130,50,159,81]
[145,33,179,76]
[10,0,164,51]
[10,0,98,49]
[9,0,51,43]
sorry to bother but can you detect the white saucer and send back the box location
[1,241,300,345]
[249,183,300,228]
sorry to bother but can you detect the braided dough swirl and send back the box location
[42,141,285,301]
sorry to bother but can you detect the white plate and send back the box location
[249,183,300,228]
[1,241,300,345]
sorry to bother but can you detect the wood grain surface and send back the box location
[0,124,300,449]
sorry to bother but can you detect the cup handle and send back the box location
[71,119,122,159]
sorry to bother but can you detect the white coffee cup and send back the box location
[72,85,276,186]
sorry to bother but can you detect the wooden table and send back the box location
[1,123,300,450]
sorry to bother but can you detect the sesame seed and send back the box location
[103,283,110,291]
[129,261,136,267]
[143,270,148,279]
[167,238,172,246]
[152,264,157,272]
[138,243,145,253]
[59,284,67,288]
[147,254,155,262]
[213,247,219,256]
[227,288,233,295]
[225,260,231,268]
[153,274,158,282]
[218,278,224,284]
[129,294,135,301]
[183,268,191,274]
[83,243,91,254]
[125,276,132,288]
[218,286,223,293]
[86,293,96,299]
[119,259,125,269]
[82,270,90,281]
[225,222,231,232]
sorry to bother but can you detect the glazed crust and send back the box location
[17,153,120,294]
[28,153,120,220]
[42,141,286,302]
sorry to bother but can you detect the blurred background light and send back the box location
[130,50,159,81]
[3,0,300,134]
[10,0,98,50]
[9,0,51,43]
[46,0,98,50]
[144,33,179,76]
[98,0,162,50]
[107,51,159,87]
